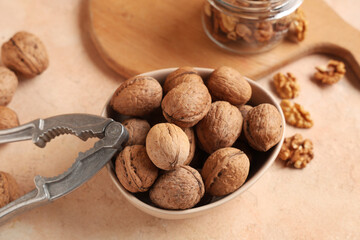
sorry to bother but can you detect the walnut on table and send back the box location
[1,31,49,78]
[278,134,314,169]
[280,100,313,128]
[0,67,18,106]
[0,106,19,130]
[314,60,346,84]
[0,171,20,208]
[273,72,300,99]
[287,8,308,42]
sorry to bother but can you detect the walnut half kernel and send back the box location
[273,72,300,99]
[278,134,314,168]
[280,100,313,128]
[314,60,346,84]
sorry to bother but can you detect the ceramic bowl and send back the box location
[101,67,285,219]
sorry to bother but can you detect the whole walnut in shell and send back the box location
[238,105,253,119]
[244,103,283,151]
[146,123,190,170]
[122,118,150,146]
[183,127,196,165]
[110,76,163,117]
[163,67,204,93]
[206,66,252,105]
[161,82,211,128]
[149,166,204,209]
[0,171,20,208]
[0,67,18,106]
[0,106,19,130]
[201,147,250,196]
[1,31,49,78]
[196,101,243,154]
[115,145,158,193]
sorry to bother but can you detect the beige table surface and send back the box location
[0,0,359,239]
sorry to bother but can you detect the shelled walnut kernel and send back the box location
[278,134,314,168]
[280,100,313,128]
[273,72,300,99]
[287,8,308,42]
[314,60,346,84]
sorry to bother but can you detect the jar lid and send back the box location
[212,0,303,20]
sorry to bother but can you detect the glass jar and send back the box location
[202,0,303,54]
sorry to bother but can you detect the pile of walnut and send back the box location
[0,31,49,130]
[0,31,48,206]
[274,59,346,168]
[110,66,283,210]
[203,1,307,49]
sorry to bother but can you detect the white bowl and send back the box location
[101,67,285,219]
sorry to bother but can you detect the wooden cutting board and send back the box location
[87,0,360,80]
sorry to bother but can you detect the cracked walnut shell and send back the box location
[149,166,204,210]
[115,145,158,193]
[0,106,19,130]
[161,82,211,128]
[122,118,150,146]
[1,31,49,78]
[163,67,204,93]
[280,100,313,128]
[278,134,314,168]
[196,101,243,154]
[201,147,250,196]
[0,171,20,208]
[244,103,283,152]
[110,76,163,117]
[207,66,252,106]
[146,123,190,170]
[314,60,346,84]
[0,67,18,106]
[273,72,300,99]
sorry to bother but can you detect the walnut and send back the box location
[314,60,346,84]
[146,123,190,170]
[219,13,237,33]
[278,134,314,168]
[122,118,150,146]
[110,76,163,117]
[0,67,18,106]
[0,171,20,208]
[254,22,273,42]
[115,145,158,193]
[227,32,237,41]
[201,147,250,196]
[237,104,253,119]
[273,72,300,99]
[149,166,204,210]
[280,100,313,128]
[1,31,49,78]
[163,67,203,93]
[0,106,19,130]
[287,8,308,42]
[207,66,252,105]
[204,1,212,17]
[235,24,254,43]
[196,101,243,154]
[161,82,211,128]
[244,103,283,151]
[183,127,196,165]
